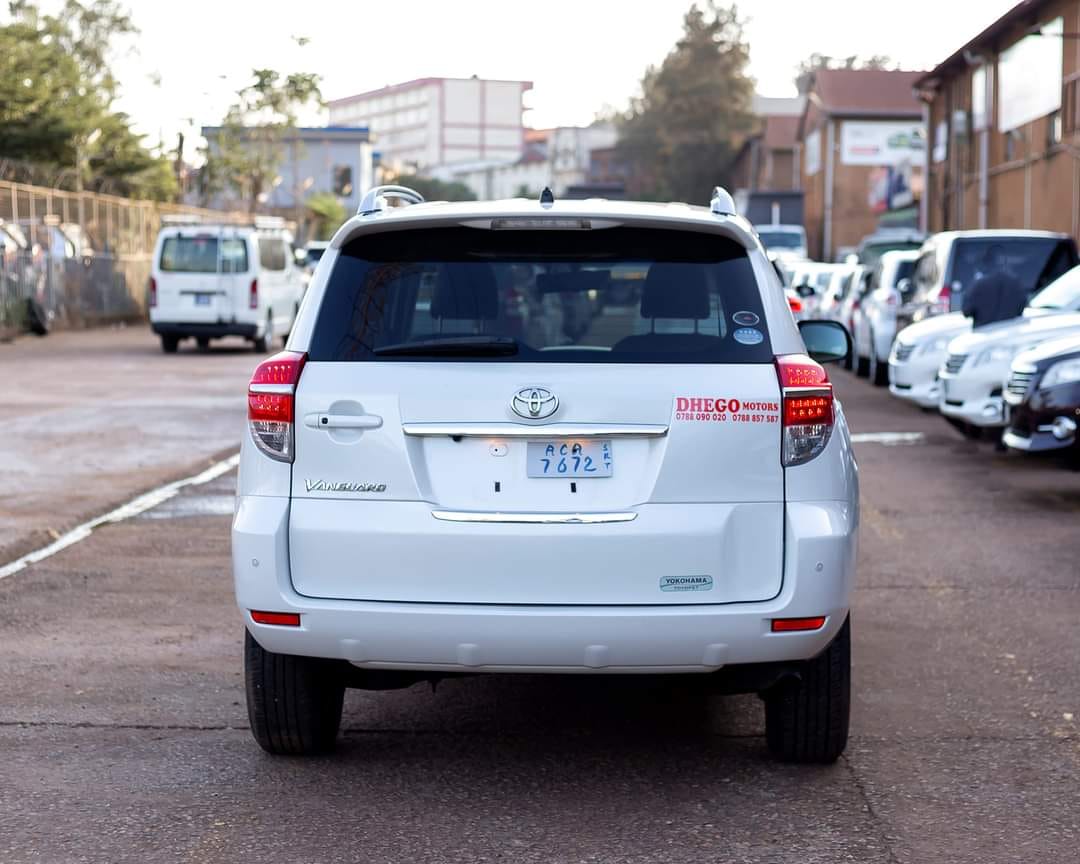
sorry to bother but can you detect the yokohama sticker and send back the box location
[674,396,780,423]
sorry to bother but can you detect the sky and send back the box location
[93,0,1020,158]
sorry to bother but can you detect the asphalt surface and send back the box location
[2,333,1080,862]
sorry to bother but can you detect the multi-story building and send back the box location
[797,69,926,260]
[200,125,374,216]
[327,77,532,173]
[916,0,1080,244]
[730,95,805,225]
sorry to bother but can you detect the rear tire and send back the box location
[869,339,889,386]
[855,352,870,377]
[244,629,345,756]
[764,616,850,764]
[160,334,179,353]
[253,312,271,353]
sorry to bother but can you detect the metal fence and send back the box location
[0,179,246,337]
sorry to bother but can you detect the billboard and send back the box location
[998,17,1063,132]
[840,121,925,166]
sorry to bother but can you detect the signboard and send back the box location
[840,122,926,166]
[868,160,920,214]
[998,17,1063,132]
[804,129,821,176]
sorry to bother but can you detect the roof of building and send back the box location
[808,68,925,117]
[763,115,800,150]
[202,125,370,141]
[914,0,1047,87]
[328,77,534,106]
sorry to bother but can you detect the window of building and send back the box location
[1005,128,1024,162]
[1064,75,1080,135]
[333,165,353,197]
[1047,109,1063,148]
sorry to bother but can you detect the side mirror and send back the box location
[844,254,859,266]
[896,277,912,296]
[798,320,850,364]
[294,248,308,265]
[795,282,816,298]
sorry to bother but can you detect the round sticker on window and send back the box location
[732,311,760,327]
[733,327,764,345]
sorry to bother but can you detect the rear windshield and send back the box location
[758,229,804,249]
[309,227,772,363]
[950,238,1075,294]
[859,241,921,268]
[159,236,248,273]
[1030,265,1080,310]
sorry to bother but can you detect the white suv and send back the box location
[233,186,860,762]
[149,218,303,353]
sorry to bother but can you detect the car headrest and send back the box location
[430,263,499,320]
[640,263,711,319]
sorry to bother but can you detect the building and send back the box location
[327,77,532,173]
[432,124,619,200]
[915,0,1080,244]
[200,125,374,217]
[797,69,926,260]
[730,95,805,225]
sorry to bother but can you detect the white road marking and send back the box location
[850,432,926,446]
[0,453,240,582]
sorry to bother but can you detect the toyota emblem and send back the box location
[511,386,559,420]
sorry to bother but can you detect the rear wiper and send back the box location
[373,336,519,357]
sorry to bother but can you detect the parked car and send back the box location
[889,264,1080,409]
[1003,333,1080,458]
[837,267,870,370]
[149,218,303,353]
[854,228,925,269]
[852,250,918,384]
[757,224,808,262]
[817,266,859,324]
[234,186,859,762]
[938,311,1080,433]
[788,262,840,318]
[899,230,1078,330]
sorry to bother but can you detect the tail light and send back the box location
[776,354,834,467]
[787,294,803,314]
[148,277,157,308]
[886,290,899,307]
[248,351,306,462]
[249,278,259,309]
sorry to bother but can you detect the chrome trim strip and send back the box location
[402,422,668,439]
[249,383,294,395]
[782,386,832,397]
[431,510,638,524]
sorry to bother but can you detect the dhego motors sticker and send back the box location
[674,396,780,423]
[660,575,713,592]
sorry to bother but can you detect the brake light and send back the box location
[251,610,301,627]
[772,616,827,632]
[249,278,259,309]
[787,294,803,313]
[148,277,157,308]
[248,351,306,462]
[776,354,834,466]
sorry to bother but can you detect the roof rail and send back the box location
[358,185,426,215]
[710,186,736,216]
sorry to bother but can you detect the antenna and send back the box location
[539,187,555,208]
[710,186,736,216]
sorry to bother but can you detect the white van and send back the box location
[149,219,303,353]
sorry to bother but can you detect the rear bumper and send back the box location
[232,496,856,674]
[150,321,258,339]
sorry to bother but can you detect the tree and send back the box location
[209,69,323,213]
[616,2,755,203]
[795,53,894,95]
[305,192,346,240]
[391,174,477,202]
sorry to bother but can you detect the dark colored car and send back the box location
[1003,333,1080,458]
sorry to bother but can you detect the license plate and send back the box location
[527,440,612,478]
[194,294,212,306]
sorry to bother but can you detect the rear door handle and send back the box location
[304,413,383,430]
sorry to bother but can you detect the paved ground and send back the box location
[0,327,259,562]
[1,335,1079,862]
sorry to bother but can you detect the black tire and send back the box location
[253,312,271,353]
[869,338,889,386]
[764,616,850,764]
[855,352,870,377]
[161,334,179,353]
[196,336,211,351]
[244,629,345,756]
